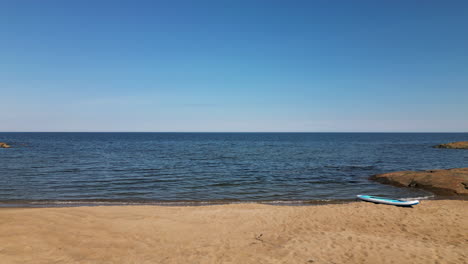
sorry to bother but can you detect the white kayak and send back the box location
[357,195,419,206]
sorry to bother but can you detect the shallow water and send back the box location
[0,133,466,206]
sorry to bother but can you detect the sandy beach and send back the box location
[0,200,466,264]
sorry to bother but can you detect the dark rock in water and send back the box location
[0,142,11,148]
[433,141,468,149]
[370,168,468,196]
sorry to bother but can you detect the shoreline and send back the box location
[0,194,443,208]
[1,200,466,263]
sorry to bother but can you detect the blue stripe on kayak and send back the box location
[358,195,412,204]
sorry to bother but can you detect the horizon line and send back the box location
[0,131,467,133]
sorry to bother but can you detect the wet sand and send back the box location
[0,200,466,264]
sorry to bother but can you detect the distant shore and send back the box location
[1,200,466,264]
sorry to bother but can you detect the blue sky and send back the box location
[1,0,467,132]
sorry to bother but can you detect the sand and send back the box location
[0,200,466,264]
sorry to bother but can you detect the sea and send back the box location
[0,132,467,207]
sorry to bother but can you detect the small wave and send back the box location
[347,165,375,170]
[323,165,376,171]
[400,195,435,201]
[0,199,354,207]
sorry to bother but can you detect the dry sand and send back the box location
[0,200,466,264]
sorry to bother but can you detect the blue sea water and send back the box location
[0,133,467,206]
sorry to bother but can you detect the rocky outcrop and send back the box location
[433,141,468,149]
[370,168,468,196]
[0,142,11,148]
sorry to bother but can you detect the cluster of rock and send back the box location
[371,168,468,196]
[371,141,468,196]
[433,141,468,149]
[0,142,11,148]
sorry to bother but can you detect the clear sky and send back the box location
[1,0,467,132]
